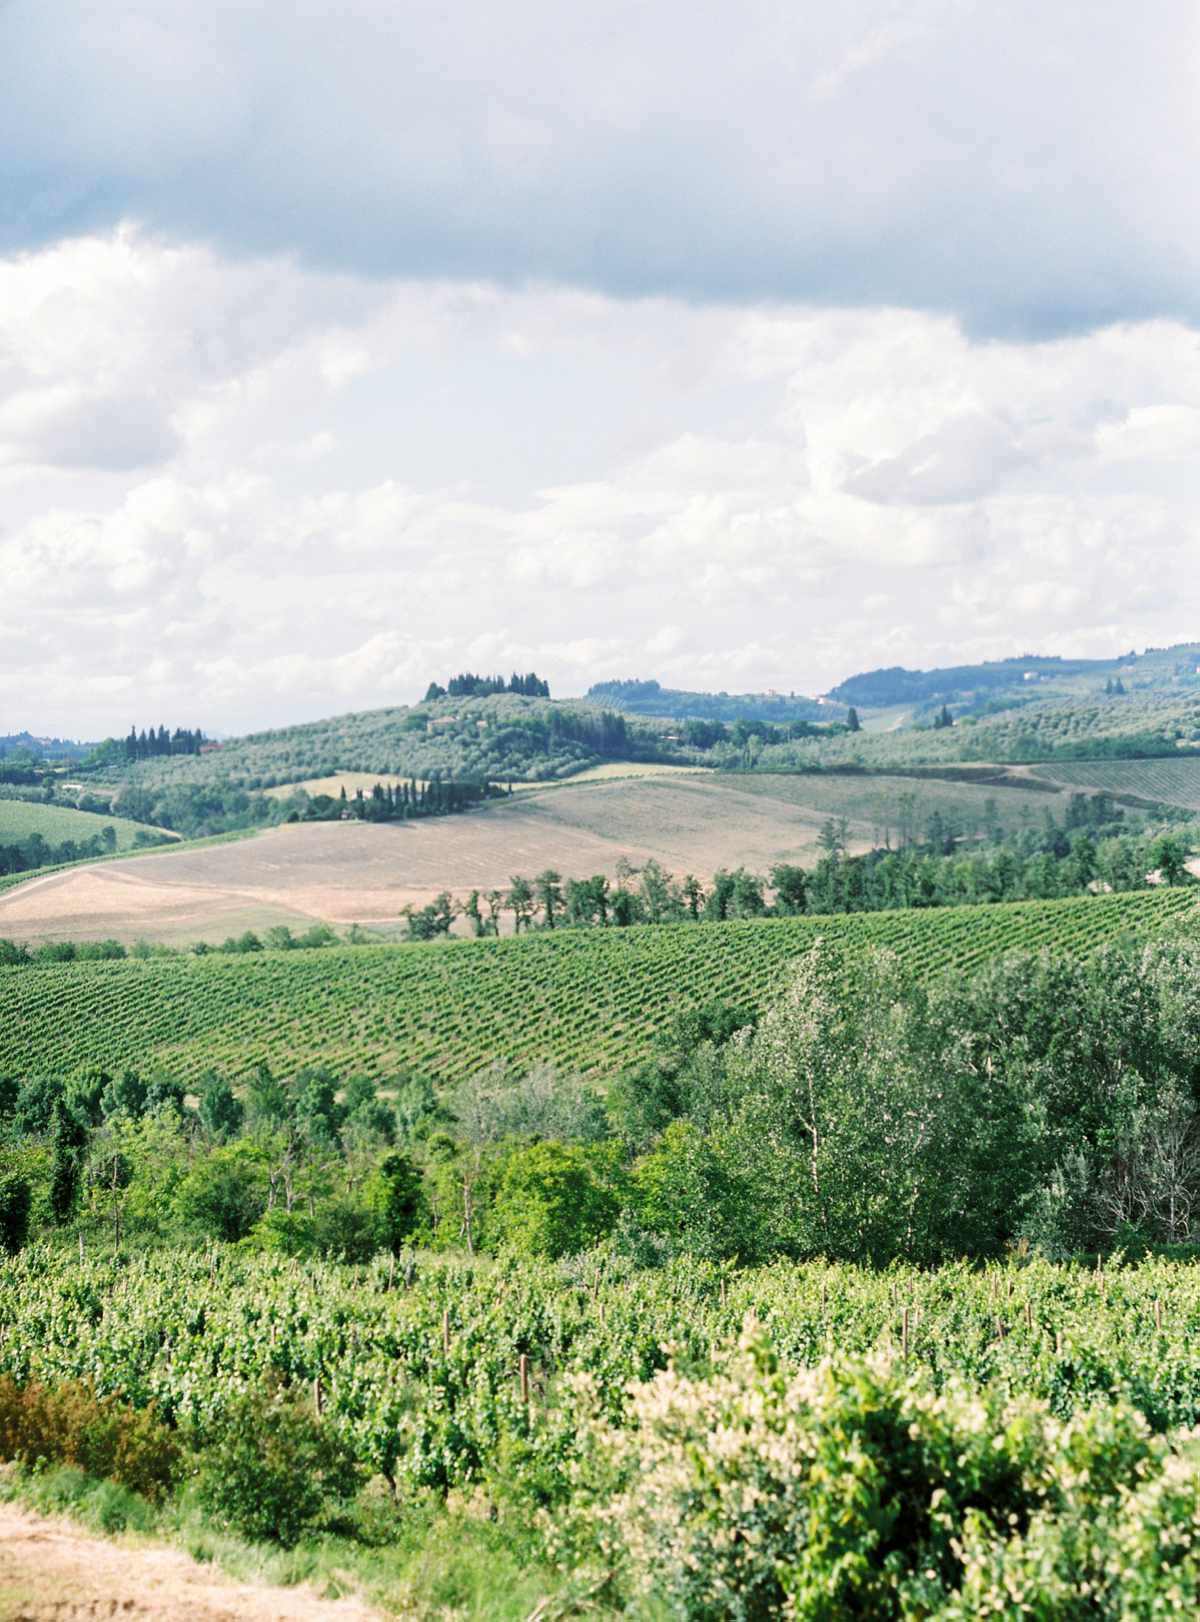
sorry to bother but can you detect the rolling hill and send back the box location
[1,886,1194,1086]
[0,797,146,853]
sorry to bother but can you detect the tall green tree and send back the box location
[48,1098,87,1225]
[507,875,534,932]
[534,869,564,928]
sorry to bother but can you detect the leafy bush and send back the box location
[0,1172,31,1254]
[0,1376,181,1500]
[368,1150,425,1252]
[193,1384,361,1545]
[174,1143,266,1241]
[573,1323,1200,1622]
[493,1142,620,1258]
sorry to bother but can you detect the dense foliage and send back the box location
[0,824,120,876]
[426,671,552,700]
[4,917,1200,1265]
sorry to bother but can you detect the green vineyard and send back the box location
[2,886,1196,1085]
[6,1244,1200,1618]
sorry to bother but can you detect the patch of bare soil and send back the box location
[0,772,833,947]
[0,1500,380,1622]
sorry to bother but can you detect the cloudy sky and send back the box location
[3,2,1200,736]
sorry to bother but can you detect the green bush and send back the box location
[0,1172,31,1254]
[368,1150,425,1253]
[577,1322,1199,1622]
[193,1385,361,1546]
[492,1142,620,1258]
[174,1143,266,1241]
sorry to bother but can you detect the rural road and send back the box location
[0,1499,381,1621]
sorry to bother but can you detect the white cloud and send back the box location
[1,229,1199,737]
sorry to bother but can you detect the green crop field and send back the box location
[6,1245,1200,1617]
[0,797,141,851]
[1,886,1194,1085]
[1042,757,1200,810]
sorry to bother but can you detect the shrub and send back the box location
[193,1385,361,1545]
[0,1376,181,1500]
[175,1144,266,1241]
[493,1142,620,1259]
[197,1073,244,1140]
[0,1172,31,1254]
[313,1194,377,1262]
[13,1075,64,1137]
[369,1150,425,1253]
[577,1322,1199,1622]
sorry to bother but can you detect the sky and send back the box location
[3,2,1200,737]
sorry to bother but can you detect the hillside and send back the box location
[1,886,1194,1085]
[584,678,839,723]
[0,765,1146,948]
[0,797,143,853]
[83,691,673,797]
[8,641,1196,858]
[830,642,1200,712]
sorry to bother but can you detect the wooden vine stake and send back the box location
[720,1276,727,1308]
[388,1254,395,1291]
[519,1353,529,1405]
[313,1377,323,1417]
[1025,1300,1032,1331]
[902,1306,909,1360]
[821,1279,827,1315]
[1155,1299,1163,1333]
[442,1307,450,1358]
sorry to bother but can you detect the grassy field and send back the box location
[0,798,144,851]
[0,886,1194,1085]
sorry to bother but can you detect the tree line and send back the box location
[424,671,551,701]
[401,808,1194,939]
[0,826,118,878]
[332,778,507,823]
[123,726,206,760]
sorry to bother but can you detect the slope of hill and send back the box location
[584,678,838,723]
[0,797,148,853]
[80,691,676,798]
[1,887,1194,1085]
[0,766,1118,948]
[828,642,1200,720]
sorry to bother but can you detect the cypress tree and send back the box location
[49,1098,87,1225]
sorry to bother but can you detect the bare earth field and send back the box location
[0,773,829,945]
[0,767,1132,948]
[0,1500,378,1622]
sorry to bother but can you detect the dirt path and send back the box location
[0,1501,381,1622]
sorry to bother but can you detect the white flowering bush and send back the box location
[568,1319,1200,1621]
